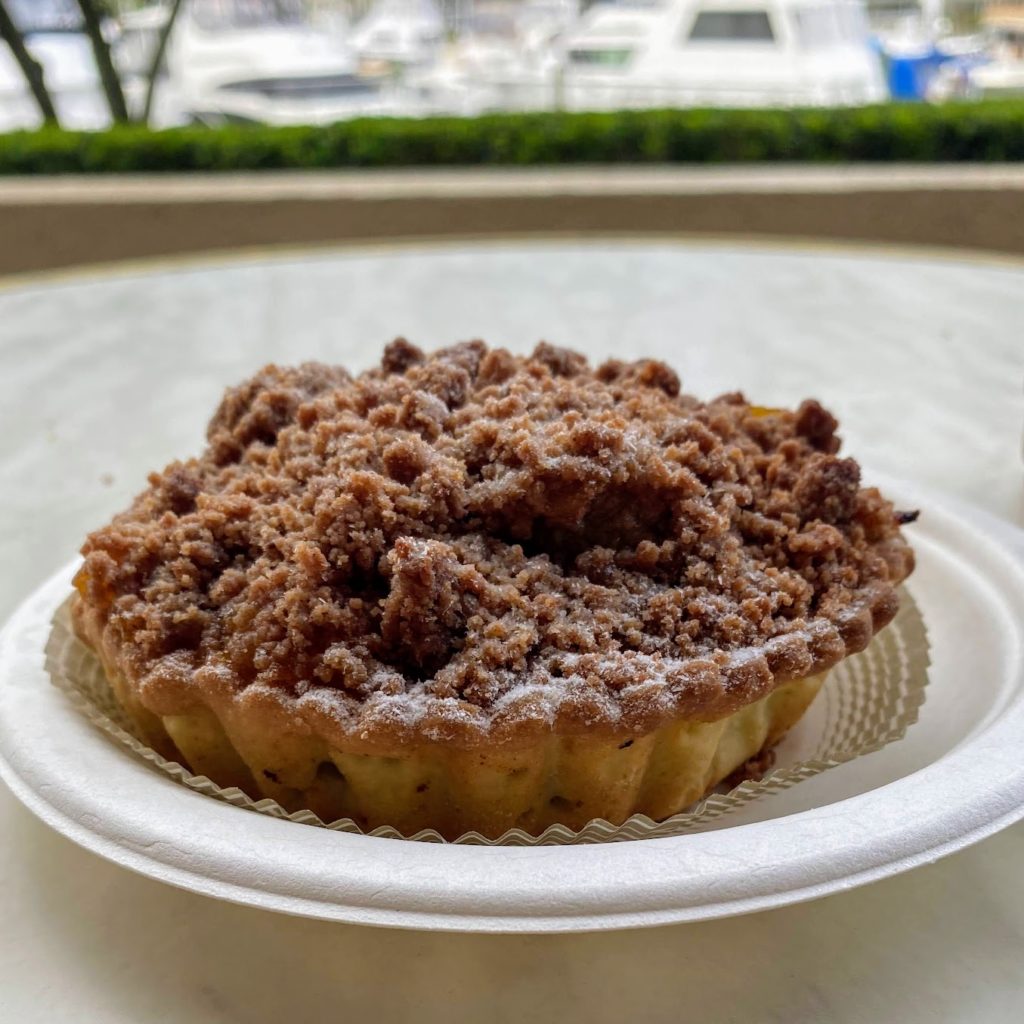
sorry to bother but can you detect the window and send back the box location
[568,48,634,66]
[687,10,775,42]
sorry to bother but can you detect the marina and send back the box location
[2,0,1023,130]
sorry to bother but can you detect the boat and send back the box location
[870,0,989,101]
[0,0,107,130]
[969,5,1024,97]
[560,0,889,109]
[159,0,397,126]
[407,0,577,114]
[349,0,445,70]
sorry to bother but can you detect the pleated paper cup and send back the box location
[45,589,928,846]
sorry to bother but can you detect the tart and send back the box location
[72,340,915,839]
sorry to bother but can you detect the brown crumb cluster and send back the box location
[75,340,914,727]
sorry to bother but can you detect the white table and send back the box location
[2,241,1022,1022]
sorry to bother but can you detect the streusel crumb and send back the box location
[76,340,913,731]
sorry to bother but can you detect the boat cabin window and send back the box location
[687,10,775,42]
[194,0,307,32]
[568,48,634,65]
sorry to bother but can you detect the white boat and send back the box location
[408,0,577,114]
[969,6,1024,97]
[350,0,445,70]
[0,0,107,130]
[560,0,888,109]
[161,0,397,126]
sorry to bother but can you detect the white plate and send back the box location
[2,478,1023,933]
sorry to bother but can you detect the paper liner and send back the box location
[45,590,929,846]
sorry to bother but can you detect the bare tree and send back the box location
[74,0,129,123]
[0,0,59,125]
[140,0,186,124]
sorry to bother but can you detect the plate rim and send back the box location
[2,479,1024,933]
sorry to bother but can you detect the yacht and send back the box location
[409,0,577,113]
[350,0,445,70]
[969,7,1024,96]
[871,0,989,101]
[561,0,889,108]
[160,0,396,125]
[0,0,107,130]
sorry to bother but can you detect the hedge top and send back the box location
[1,104,1023,174]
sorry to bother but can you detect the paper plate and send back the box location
[2,479,1023,933]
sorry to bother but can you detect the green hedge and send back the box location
[2,103,1023,173]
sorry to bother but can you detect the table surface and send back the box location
[1,240,1022,1023]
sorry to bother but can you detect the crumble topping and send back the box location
[75,340,914,732]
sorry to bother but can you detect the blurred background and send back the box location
[2,9,1024,1024]
[2,0,1023,133]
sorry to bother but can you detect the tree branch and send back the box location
[0,0,60,125]
[140,0,185,124]
[74,0,129,123]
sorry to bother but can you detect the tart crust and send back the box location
[73,594,827,837]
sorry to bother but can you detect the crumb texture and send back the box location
[74,340,914,745]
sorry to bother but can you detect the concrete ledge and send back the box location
[3,165,1024,276]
